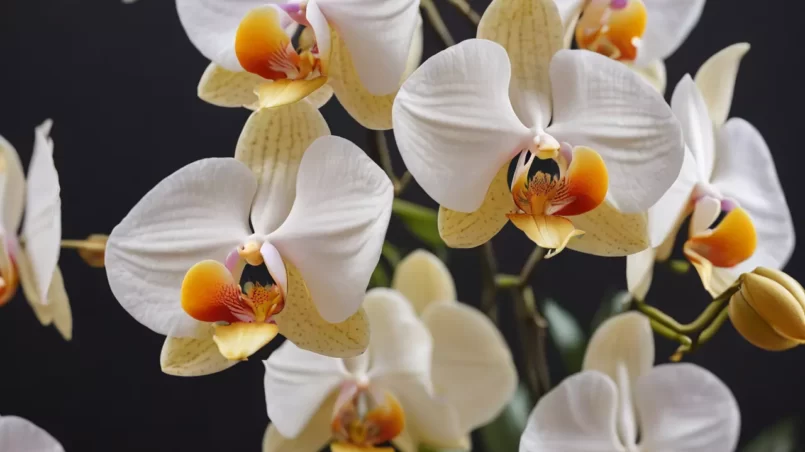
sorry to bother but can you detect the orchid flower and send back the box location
[262,278,516,451]
[521,312,739,451]
[627,43,793,299]
[106,103,393,375]
[0,120,71,340]
[555,0,706,93]
[0,415,64,452]
[393,0,683,257]
[177,0,420,130]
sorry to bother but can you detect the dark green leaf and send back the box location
[392,199,445,251]
[382,241,403,269]
[591,290,632,332]
[543,300,587,374]
[369,264,389,289]
[742,417,800,452]
[478,384,533,452]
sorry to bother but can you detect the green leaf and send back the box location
[742,417,800,452]
[478,383,533,452]
[382,241,402,269]
[543,300,587,374]
[369,264,389,289]
[392,199,445,251]
[591,290,632,332]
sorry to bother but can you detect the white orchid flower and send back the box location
[521,312,739,451]
[0,120,71,340]
[178,0,420,130]
[555,0,706,93]
[262,281,517,451]
[0,415,64,452]
[627,43,793,299]
[392,0,683,257]
[106,103,393,374]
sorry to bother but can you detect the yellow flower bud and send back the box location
[729,267,805,351]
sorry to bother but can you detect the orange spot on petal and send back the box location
[685,207,757,268]
[181,260,245,324]
[575,0,648,61]
[364,392,405,445]
[552,146,608,217]
[236,7,301,80]
[508,213,585,258]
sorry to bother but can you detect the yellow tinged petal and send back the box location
[508,214,583,258]
[256,78,329,109]
[160,325,238,376]
[263,393,336,452]
[565,200,650,257]
[328,32,395,130]
[438,164,515,248]
[392,250,456,315]
[477,0,563,128]
[306,83,335,109]
[197,63,264,109]
[16,250,72,340]
[212,322,279,361]
[729,289,799,351]
[274,261,369,358]
[695,43,750,127]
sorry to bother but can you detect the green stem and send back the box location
[480,242,498,318]
[444,0,481,24]
[523,286,551,394]
[695,306,731,347]
[420,0,456,47]
[519,247,547,286]
[510,287,541,400]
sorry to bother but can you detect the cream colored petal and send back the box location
[328,32,395,131]
[391,428,418,452]
[391,249,456,315]
[627,59,667,95]
[694,43,750,128]
[566,200,650,257]
[262,393,336,452]
[235,103,330,235]
[161,325,239,377]
[0,133,25,233]
[212,322,279,361]
[626,248,656,301]
[438,164,514,248]
[255,78,330,110]
[16,251,71,340]
[197,63,264,109]
[403,13,424,80]
[305,84,335,110]
[477,0,563,129]
[274,261,369,358]
[562,6,581,49]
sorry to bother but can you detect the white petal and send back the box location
[565,199,650,257]
[268,136,393,324]
[160,324,238,377]
[315,0,420,95]
[264,341,347,438]
[393,39,532,213]
[422,302,517,432]
[626,248,655,301]
[645,147,698,247]
[364,288,432,379]
[176,0,272,71]
[635,0,706,65]
[477,0,564,129]
[671,75,715,181]
[0,416,64,452]
[403,12,424,80]
[628,59,667,95]
[690,195,720,235]
[235,103,330,235]
[106,158,255,337]
[519,371,625,452]
[262,396,335,452]
[636,363,740,452]
[712,119,795,271]
[391,249,456,315]
[0,134,25,234]
[21,119,61,305]
[695,43,750,128]
[547,50,684,213]
[551,0,584,30]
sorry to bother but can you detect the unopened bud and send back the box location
[78,234,108,268]
[728,267,805,351]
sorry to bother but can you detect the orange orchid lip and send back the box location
[575,0,648,61]
[331,388,405,448]
[685,207,757,269]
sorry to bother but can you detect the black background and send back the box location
[1,0,803,450]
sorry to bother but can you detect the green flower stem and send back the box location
[523,286,551,394]
[391,199,436,221]
[481,241,499,318]
[444,0,481,24]
[495,274,521,289]
[421,0,456,47]
[697,306,731,346]
[510,287,541,400]
[648,319,693,348]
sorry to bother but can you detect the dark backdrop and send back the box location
[1,0,803,450]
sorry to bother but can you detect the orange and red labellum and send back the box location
[575,0,648,61]
[331,386,405,449]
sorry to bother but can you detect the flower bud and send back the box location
[729,267,805,351]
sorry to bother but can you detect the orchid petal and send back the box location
[17,252,72,340]
[106,158,255,338]
[645,147,697,247]
[509,213,584,258]
[254,78,330,109]
[634,0,706,66]
[272,261,370,357]
[391,249,456,315]
[268,136,393,324]
[305,84,335,109]
[547,50,684,213]
[519,371,624,452]
[261,396,336,452]
[552,0,585,34]
[712,119,794,273]
[438,164,515,248]
[0,134,25,234]
[671,75,715,181]
[212,322,279,360]
[403,13,424,80]
[235,103,330,235]
[627,59,667,94]
[160,325,238,377]
[364,288,432,379]
[695,43,750,128]
[690,196,721,235]
[327,32,396,130]
[423,302,517,432]
[197,63,264,109]
[0,416,64,452]
[264,341,346,438]
[393,39,532,212]
[636,363,740,452]
[305,0,331,73]
[626,248,655,301]
[565,200,650,257]
[315,0,420,95]
[391,428,418,452]
[477,0,563,129]
[21,120,60,306]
